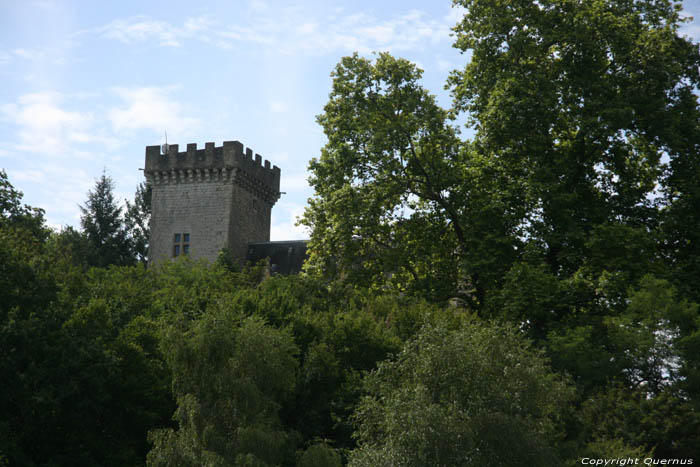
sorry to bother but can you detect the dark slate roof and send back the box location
[246,240,309,275]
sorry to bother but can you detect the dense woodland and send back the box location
[2,0,700,465]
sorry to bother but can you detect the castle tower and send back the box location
[144,140,281,265]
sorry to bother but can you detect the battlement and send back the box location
[144,140,281,205]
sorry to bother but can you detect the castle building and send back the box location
[144,140,306,271]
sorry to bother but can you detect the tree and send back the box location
[147,314,299,467]
[125,182,152,265]
[1,172,173,465]
[0,169,47,240]
[348,319,572,466]
[297,443,342,467]
[301,53,524,306]
[579,384,700,460]
[448,0,700,276]
[48,225,94,269]
[80,171,133,267]
[444,0,700,416]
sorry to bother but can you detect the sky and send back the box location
[1,0,699,240]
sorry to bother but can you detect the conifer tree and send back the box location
[80,171,133,267]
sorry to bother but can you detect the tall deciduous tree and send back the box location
[448,0,700,275]
[443,2,700,455]
[80,171,133,267]
[301,53,524,306]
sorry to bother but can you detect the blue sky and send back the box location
[1,0,699,240]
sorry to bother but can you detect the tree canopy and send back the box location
[301,53,524,306]
[80,172,134,267]
[349,319,572,466]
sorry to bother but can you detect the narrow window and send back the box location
[183,233,190,255]
[173,232,190,257]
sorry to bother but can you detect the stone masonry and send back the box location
[144,140,281,265]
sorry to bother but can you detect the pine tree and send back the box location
[80,171,133,267]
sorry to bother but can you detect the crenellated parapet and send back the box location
[144,140,281,205]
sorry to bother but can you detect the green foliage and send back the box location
[0,169,47,239]
[449,0,699,274]
[216,247,243,273]
[226,274,412,450]
[297,443,342,467]
[574,438,651,467]
[301,53,524,306]
[48,225,94,269]
[604,275,699,394]
[348,319,572,466]
[148,313,299,466]
[0,170,173,465]
[80,171,134,267]
[579,385,700,460]
[125,181,152,264]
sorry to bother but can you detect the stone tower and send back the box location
[144,140,281,265]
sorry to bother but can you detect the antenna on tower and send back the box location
[161,131,169,155]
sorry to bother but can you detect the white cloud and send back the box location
[12,48,46,61]
[184,16,214,33]
[268,100,288,113]
[0,91,97,154]
[271,201,309,241]
[436,57,457,72]
[96,6,459,56]
[248,0,268,13]
[297,21,318,35]
[96,14,217,48]
[680,23,700,41]
[6,161,96,229]
[280,172,310,192]
[446,4,467,28]
[679,9,700,41]
[38,164,95,224]
[218,26,275,46]
[108,86,200,138]
[6,168,45,183]
[0,88,152,229]
[98,16,189,47]
[0,50,13,65]
[265,8,456,56]
[269,151,289,163]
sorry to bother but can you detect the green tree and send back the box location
[297,443,342,467]
[125,181,152,264]
[0,169,47,240]
[80,171,134,267]
[1,246,174,465]
[301,53,524,306]
[48,225,94,269]
[348,319,572,466]
[227,274,410,451]
[448,0,700,276]
[579,385,700,460]
[148,313,299,467]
